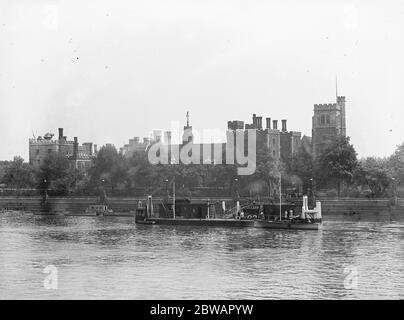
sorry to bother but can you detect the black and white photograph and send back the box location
[0,0,403,304]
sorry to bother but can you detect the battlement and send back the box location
[337,96,346,103]
[29,138,74,145]
[312,94,347,158]
[314,103,337,110]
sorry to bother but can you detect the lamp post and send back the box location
[392,177,397,205]
[164,179,169,198]
[234,178,239,200]
[41,179,48,209]
[100,179,107,204]
[310,178,316,205]
[43,179,47,196]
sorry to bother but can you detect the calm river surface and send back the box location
[1,212,403,299]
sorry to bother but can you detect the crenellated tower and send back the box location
[312,95,347,158]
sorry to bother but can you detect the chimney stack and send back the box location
[252,114,257,127]
[58,128,64,140]
[165,131,172,144]
[88,142,93,155]
[282,120,287,132]
[273,120,278,130]
[256,116,262,129]
[266,117,271,130]
[73,137,78,159]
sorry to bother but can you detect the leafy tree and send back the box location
[388,142,404,185]
[354,157,392,197]
[89,144,128,192]
[287,144,314,194]
[0,161,10,184]
[316,136,358,196]
[238,145,281,198]
[126,151,157,191]
[1,156,36,189]
[36,154,77,195]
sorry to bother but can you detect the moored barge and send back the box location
[136,196,322,231]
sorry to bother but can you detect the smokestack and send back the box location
[73,137,78,159]
[273,120,278,130]
[282,120,287,132]
[58,128,63,140]
[266,117,271,129]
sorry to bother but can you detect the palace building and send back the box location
[29,128,96,170]
[228,114,305,162]
[120,91,347,163]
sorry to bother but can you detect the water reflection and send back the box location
[0,212,403,299]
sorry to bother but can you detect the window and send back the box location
[320,115,325,125]
[272,138,276,145]
[36,149,40,155]
[273,150,276,157]
[48,149,52,154]
[326,115,330,124]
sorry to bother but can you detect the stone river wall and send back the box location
[0,196,403,221]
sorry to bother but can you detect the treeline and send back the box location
[1,137,403,198]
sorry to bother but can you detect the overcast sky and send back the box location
[1,0,403,161]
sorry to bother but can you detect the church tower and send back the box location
[312,94,347,158]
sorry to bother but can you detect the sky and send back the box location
[1,0,403,161]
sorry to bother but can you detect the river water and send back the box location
[0,211,403,300]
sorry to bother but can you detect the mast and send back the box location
[173,176,176,219]
[279,173,282,221]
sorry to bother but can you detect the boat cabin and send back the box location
[158,198,212,219]
[134,200,147,220]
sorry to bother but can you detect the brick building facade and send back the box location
[228,114,302,161]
